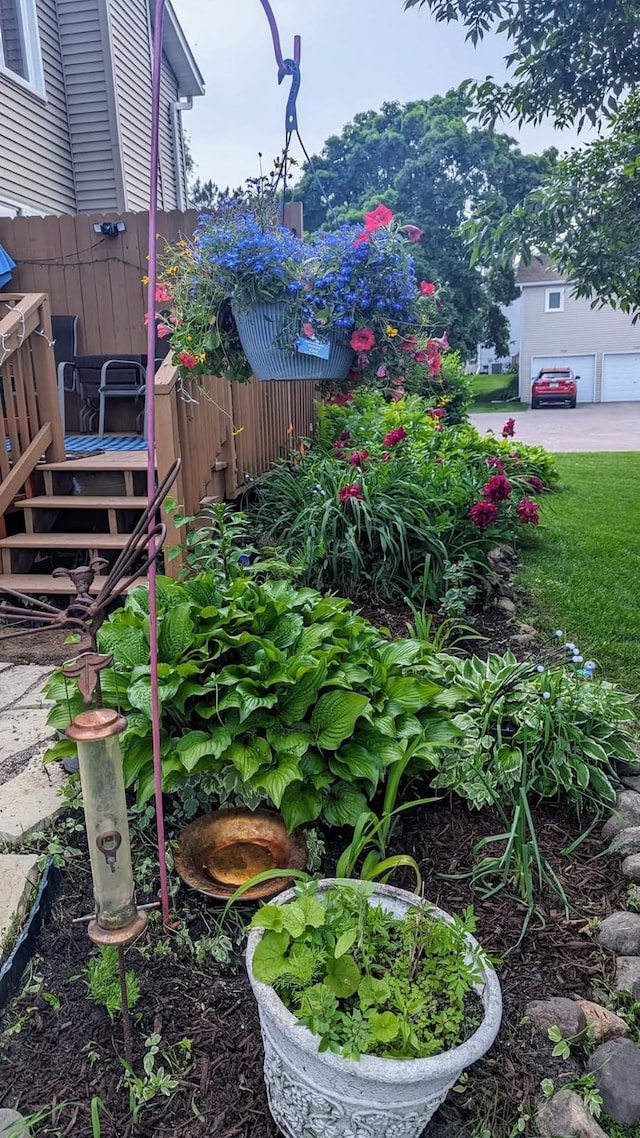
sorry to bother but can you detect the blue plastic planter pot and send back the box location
[231,301,355,382]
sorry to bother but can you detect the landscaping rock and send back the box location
[622,774,640,792]
[575,997,629,1042]
[586,1037,640,1125]
[622,854,640,882]
[536,1088,609,1138]
[607,827,640,858]
[0,854,39,954]
[602,790,640,840]
[496,597,516,615]
[615,956,640,998]
[525,997,587,1038]
[597,911,640,955]
[0,1110,30,1137]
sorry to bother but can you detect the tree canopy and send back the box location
[293,90,555,357]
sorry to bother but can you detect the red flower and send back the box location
[350,327,376,352]
[509,451,523,466]
[364,203,394,231]
[432,331,449,350]
[177,351,198,368]
[302,322,315,339]
[486,456,505,472]
[157,323,171,339]
[399,336,417,353]
[481,474,512,503]
[336,430,352,444]
[155,283,171,304]
[470,501,498,529]
[381,451,392,462]
[401,225,424,243]
[516,498,540,525]
[348,449,369,466]
[502,417,516,438]
[419,281,436,297]
[338,483,364,503]
[330,393,353,406]
[382,426,407,447]
[428,407,446,421]
[527,476,545,493]
[354,230,371,247]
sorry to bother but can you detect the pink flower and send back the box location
[527,476,545,493]
[419,281,436,297]
[428,407,446,420]
[302,322,315,339]
[157,323,171,339]
[177,351,198,369]
[481,474,512,503]
[391,387,405,401]
[155,283,171,304]
[432,332,449,351]
[350,327,376,352]
[470,501,498,529]
[338,483,364,503]
[486,456,505,472]
[364,203,394,231]
[382,426,407,447]
[399,336,417,353]
[516,498,540,525]
[391,376,405,387]
[354,230,371,247]
[348,449,369,466]
[502,418,516,438]
[401,225,424,244]
[376,366,388,379]
[381,451,392,462]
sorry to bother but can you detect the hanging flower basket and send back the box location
[231,301,355,382]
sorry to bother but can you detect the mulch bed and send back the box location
[0,596,626,1136]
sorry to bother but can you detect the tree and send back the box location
[293,90,555,357]
[404,0,640,130]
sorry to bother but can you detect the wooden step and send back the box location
[39,452,148,473]
[0,533,130,550]
[0,574,147,596]
[22,496,148,510]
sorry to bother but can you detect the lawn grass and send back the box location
[518,452,640,691]
[470,372,528,414]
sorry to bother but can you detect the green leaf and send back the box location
[251,930,291,984]
[252,755,303,808]
[322,784,368,827]
[280,662,327,722]
[128,676,152,719]
[368,1011,400,1043]
[225,738,272,781]
[334,928,357,959]
[103,625,148,667]
[325,954,361,999]
[310,691,369,750]
[384,677,440,713]
[280,784,323,831]
[176,728,232,773]
[158,603,194,662]
[358,975,390,1008]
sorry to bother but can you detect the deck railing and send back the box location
[0,293,65,519]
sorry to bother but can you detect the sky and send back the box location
[172,0,585,191]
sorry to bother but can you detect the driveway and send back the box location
[469,402,640,452]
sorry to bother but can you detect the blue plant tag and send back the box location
[296,335,331,360]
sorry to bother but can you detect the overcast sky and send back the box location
[172,0,583,190]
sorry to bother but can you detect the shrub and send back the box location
[44,574,457,830]
[249,392,558,603]
[402,349,473,423]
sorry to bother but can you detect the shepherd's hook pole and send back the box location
[145,0,171,927]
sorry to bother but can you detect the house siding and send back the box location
[0,0,75,214]
[519,285,640,403]
[56,0,123,212]
[158,51,183,209]
[108,0,153,210]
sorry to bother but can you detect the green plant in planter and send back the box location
[250,880,486,1060]
[44,574,458,830]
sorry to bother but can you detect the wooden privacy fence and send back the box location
[0,293,64,519]
[155,362,317,576]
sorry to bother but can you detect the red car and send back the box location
[531,367,577,409]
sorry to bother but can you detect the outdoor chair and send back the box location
[52,315,80,435]
[97,356,147,437]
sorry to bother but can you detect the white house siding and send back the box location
[108,0,153,211]
[0,0,75,214]
[56,0,123,212]
[158,52,181,210]
[519,284,640,403]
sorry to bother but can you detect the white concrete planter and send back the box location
[246,879,502,1138]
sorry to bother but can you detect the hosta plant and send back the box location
[44,574,457,830]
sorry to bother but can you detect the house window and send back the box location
[0,0,45,96]
[545,288,565,313]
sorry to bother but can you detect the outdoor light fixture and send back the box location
[93,221,126,238]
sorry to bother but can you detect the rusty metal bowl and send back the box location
[174,808,308,902]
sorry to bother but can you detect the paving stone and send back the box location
[0,854,39,953]
[0,1110,30,1137]
[0,753,66,845]
[586,1037,640,1125]
[0,708,55,766]
[537,1089,609,1138]
[622,854,640,882]
[597,911,640,954]
[607,826,640,858]
[602,790,640,840]
[0,665,53,711]
[575,997,630,1041]
[615,956,640,998]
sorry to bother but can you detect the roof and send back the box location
[516,256,567,286]
[152,1,205,98]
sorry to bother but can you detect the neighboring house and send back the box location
[518,257,640,404]
[474,297,521,374]
[0,0,204,217]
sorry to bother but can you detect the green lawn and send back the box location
[518,453,640,691]
[470,372,528,414]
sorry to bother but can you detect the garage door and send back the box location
[602,353,640,402]
[531,355,595,403]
